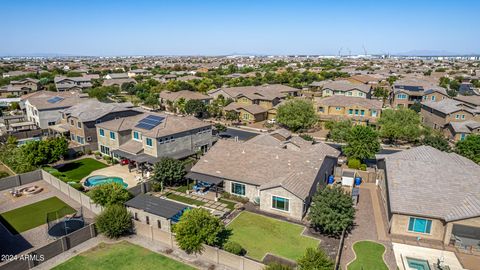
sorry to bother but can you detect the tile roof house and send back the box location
[314,95,383,125]
[421,98,480,133]
[309,80,372,98]
[391,78,445,108]
[208,84,300,123]
[96,112,215,165]
[376,146,480,249]
[57,99,142,149]
[188,132,340,220]
[0,78,40,97]
[23,91,89,129]
[54,76,93,92]
[159,90,212,112]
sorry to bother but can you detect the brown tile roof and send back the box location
[159,90,212,102]
[314,95,383,109]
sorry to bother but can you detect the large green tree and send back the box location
[343,125,380,160]
[276,99,317,132]
[422,134,451,152]
[308,186,355,236]
[184,99,207,117]
[378,108,422,143]
[325,120,352,143]
[21,137,68,167]
[88,183,133,207]
[297,247,334,270]
[152,157,186,187]
[174,208,229,254]
[95,204,133,239]
[455,134,480,163]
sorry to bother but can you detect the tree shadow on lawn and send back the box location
[55,162,82,172]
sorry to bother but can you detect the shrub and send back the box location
[359,164,367,171]
[223,241,245,256]
[347,158,361,169]
[95,205,132,239]
[70,182,84,191]
[300,134,314,142]
[297,247,334,270]
[221,192,249,203]
[88,182,132,207]
[0,171,9,179]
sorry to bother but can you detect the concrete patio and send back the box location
[82,164,143,188]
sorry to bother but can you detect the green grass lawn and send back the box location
[165,192,205,206]
[348,241,388,270]
[0,197,75,234]
[227,211,319,261]
[53,241,196,270]
[45,158,108,183]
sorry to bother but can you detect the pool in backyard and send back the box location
[406,257,431,270]
[83,175,128,188]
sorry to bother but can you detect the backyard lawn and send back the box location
[53,241,196,270]
[0,196,75,234]
[348,241,388,270]
[45,158,108,183]
[227,211,319,261]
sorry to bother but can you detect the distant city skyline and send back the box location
[2,0,480,56]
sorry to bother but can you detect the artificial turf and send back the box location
[52,241,196,270]
[227,211,319,261]
[46,158,108,183]
[0,196,75,234]
[348,241,388,270]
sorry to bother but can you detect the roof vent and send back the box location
[275,155,279,159]
[204,159,208,162]
[242,149,245,154]
[216,170,221,174]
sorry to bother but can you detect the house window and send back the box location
[318,107,324,113]
[76,136,84,144]
[70,119,74,126]
[100,145,110,155]
[48,121,56,126]
[70,133,75,141]
[358,92,364,97]
[146,216,150,225]
[272,196,289,211]
[99,129,105,137]
[354,109,359,116]
[371,110,377,117]
[134,212,138,220]
[360,110,365,116]
[231,182,245,196]
[408,217,432,234]
[348,109,353,115]
[455,115,460,119]
[431,96,436,101]
[335,107,341,111]
[347,92,353,96]
[243,113,249,120]
[133,131,141,141]
[146,138,153,147]
[77,122,82,128]
[110,131,115,140]
[157,220,161,229]
[460,133,466,140]
[461,115,465,119]
[397,94,407,99]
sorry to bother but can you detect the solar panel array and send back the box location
[47,96,64,103]
[134,115,165,130]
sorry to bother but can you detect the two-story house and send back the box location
[54,76,93,92]
[208,84,300,123]
[23,91,89,129]
[308,80,372,98]
[59,100,142,150]
[314,95,383,125]
[391,79,444,108]
[0,78,39,97]
[95,112,215,167]
[159,90,212,112]
[127,69,152,78]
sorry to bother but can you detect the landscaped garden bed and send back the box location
[0,196,75,234]
[227,211,319,261]
[347,241,388,270]
[165,192,206,206]
[52,241,195,270]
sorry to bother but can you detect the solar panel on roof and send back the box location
[47,96,64,103]
[145,115,165,122]
[134,115,165,130]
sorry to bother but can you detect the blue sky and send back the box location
[2,0,479,56]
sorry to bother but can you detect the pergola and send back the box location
[185,171,224,198]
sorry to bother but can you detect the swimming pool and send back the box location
[406,257,431,270]
[84,175,128,188]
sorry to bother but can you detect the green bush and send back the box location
[347,158,361,169]
[95,205,132,239]
[223,241,245,256]
[0,171,10,179]
[221,192,249,203]
[359,164,367,171]
[69,182,84,191]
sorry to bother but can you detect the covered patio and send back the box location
[184,171,224,199]
[451,224,480,254]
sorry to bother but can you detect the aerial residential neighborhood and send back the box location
[1,1,480,270]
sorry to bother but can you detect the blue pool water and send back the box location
[84,175,128,188]
[407,257,431,270]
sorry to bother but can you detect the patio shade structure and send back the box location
[452,224,480,252]
[185,172,224,197]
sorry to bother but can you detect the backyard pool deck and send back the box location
[82,164,140,188]
[392,243,465,270]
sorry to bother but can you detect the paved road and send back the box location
[218,127,259,141]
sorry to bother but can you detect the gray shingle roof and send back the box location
[125,194,188,219]
[377,146,480,221]
[61,99,135,122]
